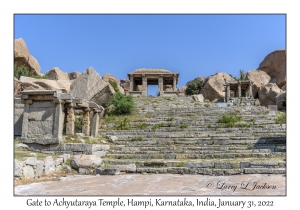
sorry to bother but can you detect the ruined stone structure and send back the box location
[19,90,104,145]
[224,80,254,102]
[128,69,179,96]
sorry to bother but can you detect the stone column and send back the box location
[238,82,241,98]
[65,106,75,135]
[53,101,64,141]
[173,74,177,91]
[142,74,147,96]
[226,85,230,102]
[82,109,90,136]
[129,75,133,91]
[158,75,164,96]
[249,82,253,98]
[91,111,100,137]
[21,100,31,138]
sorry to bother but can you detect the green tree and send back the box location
[14,64,47,80]
[185,78,204,95]
[233,69,246,81]
[107,92,135,115]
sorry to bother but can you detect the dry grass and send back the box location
[14,149,60,161]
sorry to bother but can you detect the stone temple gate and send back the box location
[128,69,179,96]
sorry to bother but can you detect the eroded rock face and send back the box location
[245,70,271,98]
[201,73,234,102]
[14,38,41,75]
[46,67,69,80]
[70,67,115,106]
[258,83,283,107]
[68,72,81,80]
[258,49,286,88]
[276,91,286,111]
[70,155,102,169]
[20,76,72,93]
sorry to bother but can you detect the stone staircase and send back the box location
[99,96,286,176]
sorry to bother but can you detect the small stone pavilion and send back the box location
[19,90,103,145]
[224,80,254,102]
[128,68,179,96]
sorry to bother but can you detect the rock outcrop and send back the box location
[68,72,81,80]
[276,91,286,111]
[120,79,130,94]
[20,76,72,93]
[14,38,41,75]
[258,49,286,88]
[192,94,204,102]
[245,70,271,98]
[70,67,115,106]
[177,86,187,96]
[201,73,234,102]
[46,67,69,80]
[102,73,124,94]
[14,77,23,96]
[258,83,283,107]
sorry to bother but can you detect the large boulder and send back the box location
[177,86,187,96]
[70,67,115,106]
[258,83,283,107]
[201,73,234,102]
[276,91,286,111]
[46,67,69,80]
[70,155,102,169]
[103,74,124,94]
[245,70,271,98]
[14,38,41,75]
[258,49,286,88]
[20,76,72,93]
[68,72,81,80]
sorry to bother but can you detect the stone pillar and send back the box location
[91,111,100,137]
[53,101,64,140]
[173,75,177,91]
[158,75,164,96]
[82,109,90,136]
[238,82,241,98]
[129,75,133,91]
[249,82,253,98]
[226,85,230,102]
[21,100,31,138]
[65,106,75,135]
[142,74,147,96]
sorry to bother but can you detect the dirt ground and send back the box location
[14,173,286,196]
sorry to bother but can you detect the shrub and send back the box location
[14,64,47,80]
[217,114,243,128]
[75,115,83,132]
[136,123,147,130]
[204,103,210,107]
[180,124,188,129]
[130,136,143,141]
[167,117,174,121]
[185,78,204,96]
[107,92,135,115]
[152,123,164,131]
[108,80,120,93]
[233,69,246,81]
[114,118,131,130]
[275,112,286,125]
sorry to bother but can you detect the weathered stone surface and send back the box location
[55,157,64,166]
[184,162,214,168]
[120,79,130,91]
[276,91,286,111]
[20,76,72,93]
[14,77,24,96]
[213,169,243,176]
[36,160,44,177]
[115,164,136,172]
[44,156,55,175]
[70,155,102,169]
[102,74,120,84]
[177,86,187,96]
[192,94,204,102]
[244,168,285,174]
[70,67,115,106]
[258,83,283,107]
[95,168,120,175]
[68,72,81,80]
[214,162,235,169]
[25,157,37,166]
[27,55,41,75]
[93,151,106,158]
[258,49,286,88]
[14,38,30,59]
[23,165,35,178]
[245,70,271,98]
[46,67,69,80]
[58,154,71,163]
[15,143,30,151]
[106,135,118,143]
[14,159,24,177]
[78,168,94,174]
[201,73,234,102]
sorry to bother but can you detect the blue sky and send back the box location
[14,14,285,95]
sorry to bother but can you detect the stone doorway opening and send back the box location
[147,85,159,96]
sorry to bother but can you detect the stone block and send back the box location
[184,162,214,168]
[55,157,64,166]
[94,168,120,175]
[115,164,136,173]
[58,154,71,163]
[93,151,106,158]
[23,165,35,178]
[25,157,37,166]
[214,162,233,169]
[35,160,44,177]
[70,155,102,169]
[15,143,30,151]
[44,156,55,175]
[14,159,24,177]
